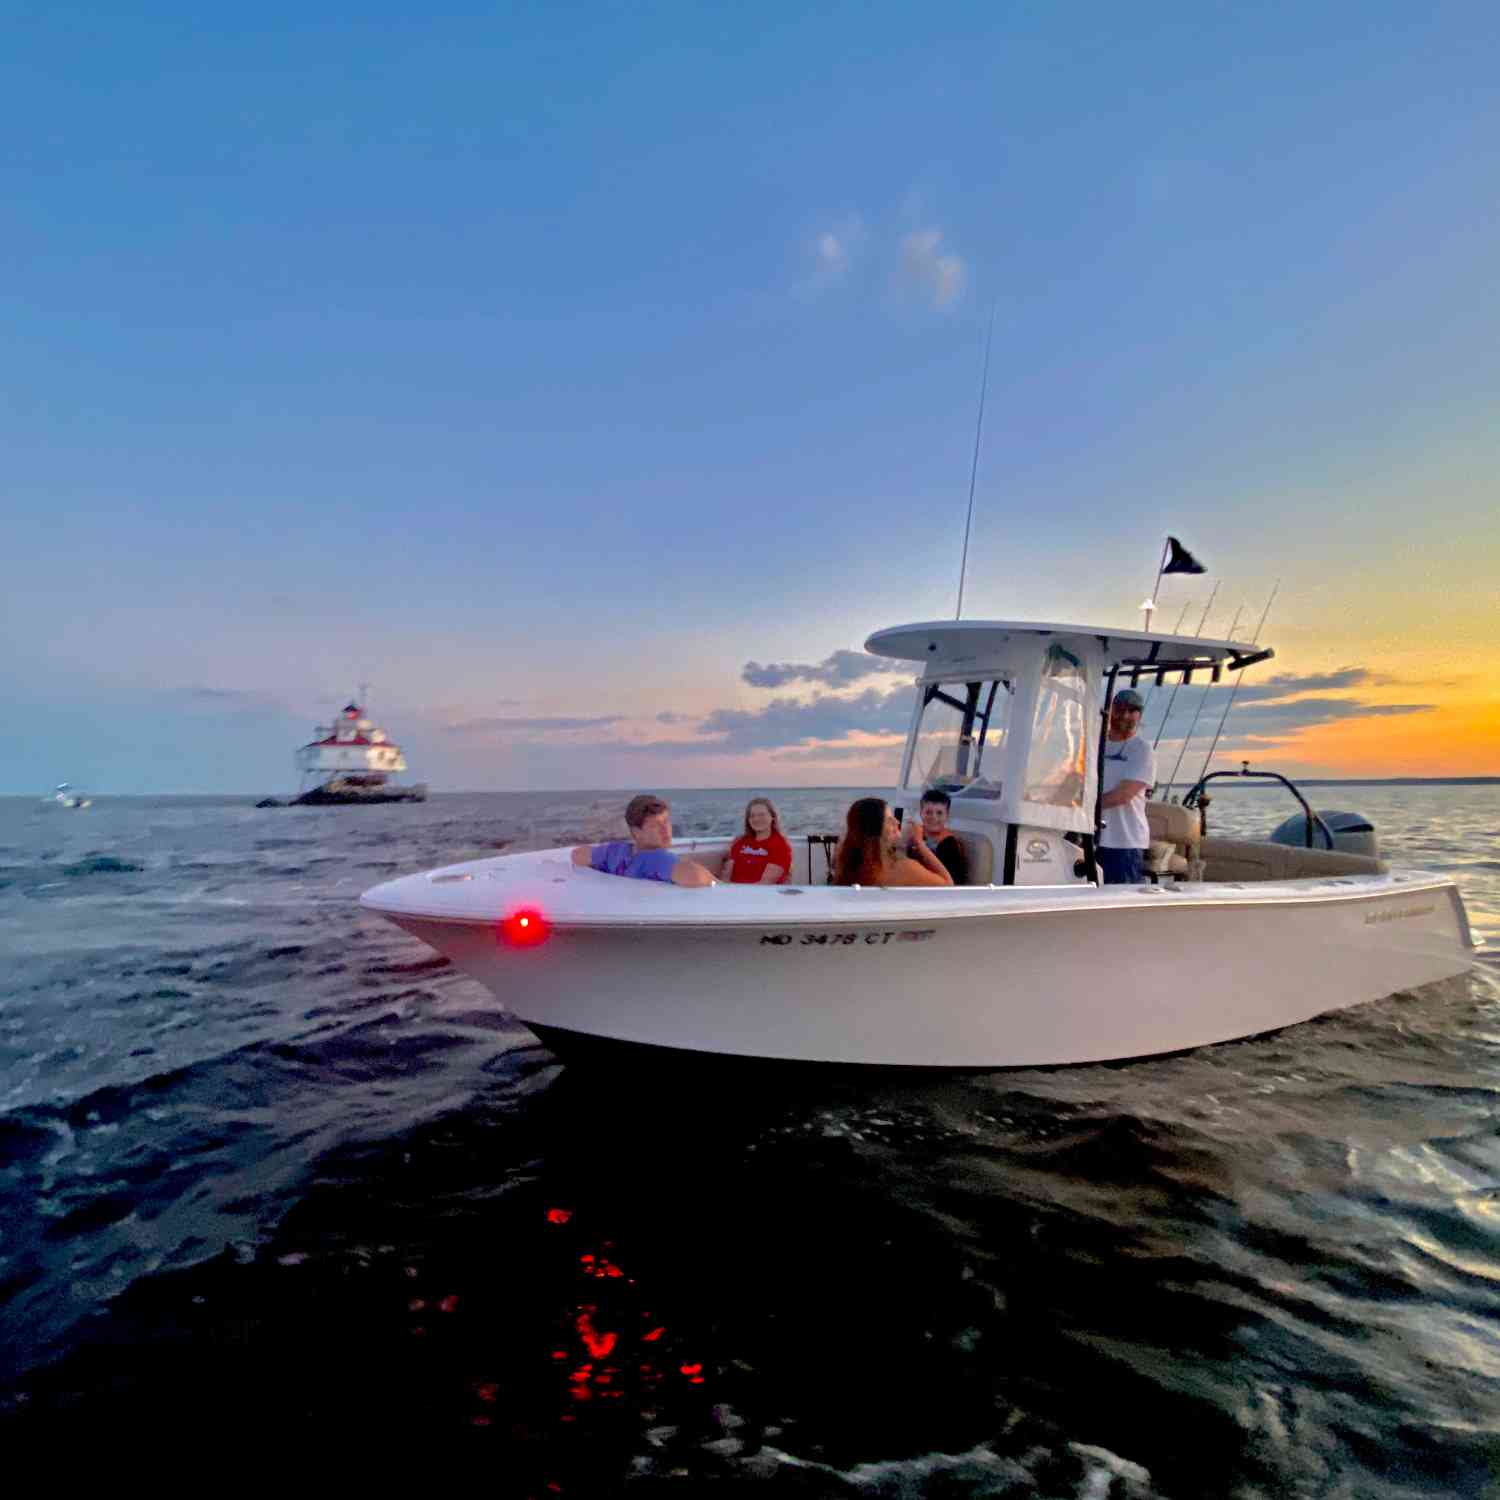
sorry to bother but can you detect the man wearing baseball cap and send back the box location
[1097,688,1156,884]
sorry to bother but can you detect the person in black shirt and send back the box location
[912,789,969,885]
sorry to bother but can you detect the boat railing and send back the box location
[1182,763,1335,848]
[804,833,839,884]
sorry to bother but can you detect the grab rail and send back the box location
[805,833,839,884]
[1181,764,1334,849]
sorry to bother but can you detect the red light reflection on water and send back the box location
[462,1210,722,1497]
[576,1310,617,1360]
[579,1252,626,1281]
[531,1208,714,1477]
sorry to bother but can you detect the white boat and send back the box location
[291,701,428,805]
[359,620,1478,1068]
[48,783,92,809]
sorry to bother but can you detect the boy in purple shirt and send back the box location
[570,794,716,888]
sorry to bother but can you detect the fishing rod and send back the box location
[1150,582,1220,749]
[955,304,997,619]
[1165,604,1244,793]
[1192,580,1280,787]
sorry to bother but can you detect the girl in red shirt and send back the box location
[719,797,793,884]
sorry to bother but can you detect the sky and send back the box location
[4,0,1498,793]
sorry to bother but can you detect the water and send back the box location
[2,787,1497,1493]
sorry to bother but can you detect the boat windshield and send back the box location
[904,680,1009,793]
[1022,644,1090,811]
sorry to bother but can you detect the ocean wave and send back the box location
[59,854,143,877]
[813,1440,1157,1499]
[4,785,1498,1485]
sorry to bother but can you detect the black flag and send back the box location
[1163,536,1206,575]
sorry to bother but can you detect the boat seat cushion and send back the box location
[1145,839,1178,874]
[1146,801,1203,845]
[952,832,994,886]
[1199,837,1386,881]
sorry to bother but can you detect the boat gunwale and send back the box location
[361,867,1472,941]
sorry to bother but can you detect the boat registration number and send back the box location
[759,930,935,947]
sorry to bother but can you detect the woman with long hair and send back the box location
[831,797,954,888]
[718,796,793,884]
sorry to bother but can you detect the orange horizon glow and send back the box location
[1254,699,1500,779]
[635,697,1500,784]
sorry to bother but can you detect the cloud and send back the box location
[170,686,289,719]
[803,217,865,291]
[1215,698,1432,738]
[765,742,902,765]
[616,686,912,758]
[606,663,1431,765]
[1229,668,1373,702]
[1142,667,1435,744]
[700,686,911,750]
[816,231,849,276]
[444,715,624,735]
[655,710,694,725]
[900,228,965,308]
[742,649,900,689]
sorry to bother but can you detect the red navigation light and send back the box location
[501,906,551,948]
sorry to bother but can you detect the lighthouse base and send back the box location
[292,779,429,806]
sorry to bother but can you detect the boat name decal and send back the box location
[1364,904,1436,925]
[759,930,936,947]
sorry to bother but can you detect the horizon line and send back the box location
[5,774,1498,800]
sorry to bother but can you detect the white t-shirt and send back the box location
[1100,733,1156,850]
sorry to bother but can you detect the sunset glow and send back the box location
[5,4,1497,793]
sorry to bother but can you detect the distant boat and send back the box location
[289,702,427,806]
[48,783,92,809]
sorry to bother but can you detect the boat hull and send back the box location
[363,859,1477,1068]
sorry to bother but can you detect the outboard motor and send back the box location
[1270,810,1379,859]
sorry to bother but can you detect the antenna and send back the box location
[955,304,997,619]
